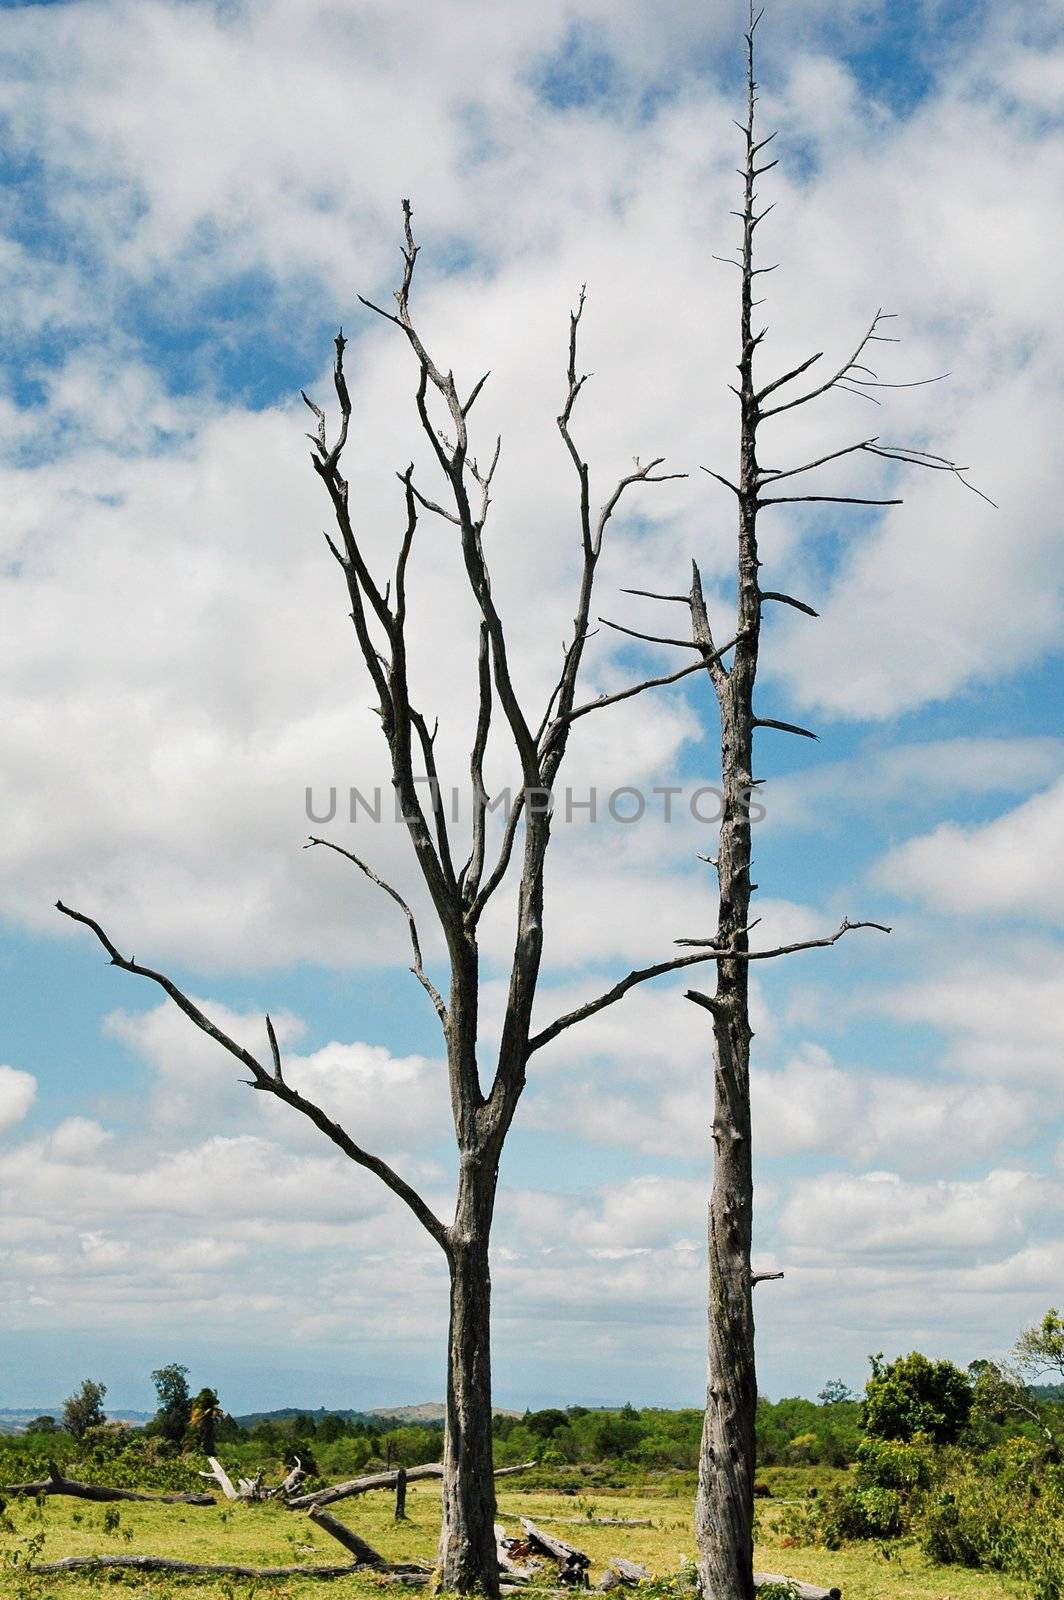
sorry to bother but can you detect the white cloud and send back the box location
[780,1167,1057,1261]
[0,1065,36,1131]
[765,737,1064,834]
[882,942,1064,1084]
[875,778,1064,925]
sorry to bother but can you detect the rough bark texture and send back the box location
[438,1227,499,1592]
[309,1504,388,1564]
[691,19,764,1600]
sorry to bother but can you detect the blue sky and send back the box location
[0,0,1062,1417]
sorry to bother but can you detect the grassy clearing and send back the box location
[1,1482,1014,1600]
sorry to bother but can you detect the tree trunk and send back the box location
[438,1214,499,1597]
[694,603,758,1600]
[694,970,757,1600]
[695,16,763,1593]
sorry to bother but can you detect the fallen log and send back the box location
[198,1455,240,1500]
[309,1504,390,1566]
[272,1455,307,1500]
[28,1555,392,1579]
[288,1459,535,1511]
[0,1463,214,1506]
[496,1523,535,1580]
[519,1517,591,1587]
[755,1574,841,1600]
[598,1559,650,1589]
[286,1462,446,1510]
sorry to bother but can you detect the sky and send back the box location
[0,0,1062,1417]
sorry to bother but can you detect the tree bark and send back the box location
[309,1504,388,1564]
[754,1576,840,1600]
[439,1205,499,1597]
[694,13,762,1599]
[285,1459,533,1512]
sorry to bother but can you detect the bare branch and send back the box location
[848,371,951,389]
[758,437,878,483]
[462,371,490,417]
[702,467,742,496]
[598,617,707,653]
[461,622,492,905]
[619,587,689,604]
[761,310,897,419]
[304,840,447,1025]
[407,479,461,525]
[469,787,527,922]
[759,493,902,507]
[755,351,822,403]
[410,707,459,891]
[527,947,734,1055]
[558,634,741,732]
[674,917,891,954]
[55,901,449,1249]
[867,444,998,508]
[760,590,819,617]
[753,716,818,740]
[265,1014,283,1083]
[690,560,730,696]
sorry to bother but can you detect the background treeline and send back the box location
[5,1378,1061,1487]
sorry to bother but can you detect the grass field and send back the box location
[1,1481,1015,1600]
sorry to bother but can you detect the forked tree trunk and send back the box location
[55,203,713,1600]
[439,1175,500,1597]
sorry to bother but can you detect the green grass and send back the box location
[1,1481,1015,1600]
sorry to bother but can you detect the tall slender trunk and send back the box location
[438,1165,500,1598]
[695,14,763,1597]
[695,592,759,1600]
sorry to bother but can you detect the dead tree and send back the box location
[57,210,755,1596]
[643,9,990,1598]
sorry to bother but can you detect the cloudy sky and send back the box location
[1,0,1062,1417]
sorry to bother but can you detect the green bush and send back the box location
[817,1484,905,1545]
[853,1434,933,1493]
[862,1351,972,1445]
[918,1441,1064,1600]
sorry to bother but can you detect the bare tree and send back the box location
[633,10,988,1598]
[57,208,757,1596]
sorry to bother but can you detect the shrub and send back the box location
[853,1434,933,1494]
[817,1484,905,1545]
[862,1351,972,1445]
[919,1440,1064,1600]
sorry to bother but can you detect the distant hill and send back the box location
[369,1403,447,1424]
[234,1406,377,1429]
[234,1401,521,1429]
[0,1406,153,1435]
